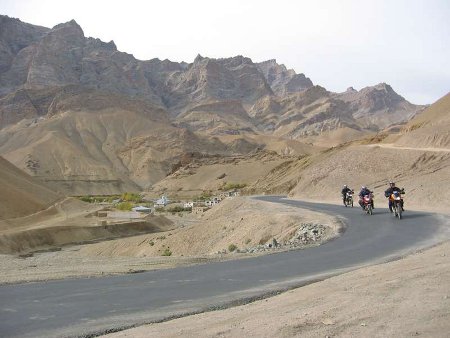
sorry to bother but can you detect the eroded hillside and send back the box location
[0,156,61,219]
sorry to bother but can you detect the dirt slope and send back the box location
[393,92,450,148]
[0,156,61,219]
[286,145,450,212]
[80,197,339,258]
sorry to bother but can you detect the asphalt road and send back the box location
[1,197,449,338]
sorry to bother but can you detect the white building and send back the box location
[132,206,152,213]
[155,195,169,206]
[205,197,221,207]
[184,202,194,208]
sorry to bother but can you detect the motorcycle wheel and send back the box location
[351,199,353,207]
[368,205,373,215]
[397,203,402,219]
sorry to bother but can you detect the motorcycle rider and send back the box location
[384,181,404,212]
[358,186,374,209]
[341,185,353,206]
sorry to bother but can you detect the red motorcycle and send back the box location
[361,193,374,215]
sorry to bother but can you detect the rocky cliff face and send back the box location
[335,83,422,129]
[256,59,313,96]
[0,15,423,130]
[0,16,49,83]
[0,15,426,194]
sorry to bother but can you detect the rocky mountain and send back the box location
[0,15,426,194]
[256,59,313,96]
[0,86,241,195]
[335,83,422,129]
[0,16,49,83]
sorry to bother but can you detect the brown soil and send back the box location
[0,156,61,219]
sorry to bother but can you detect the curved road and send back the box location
[1,197,449,338]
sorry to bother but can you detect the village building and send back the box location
[205,197,221,207]
[184,201,194,208]
[155,195,169,206]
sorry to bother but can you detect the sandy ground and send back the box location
[104,240,450,338]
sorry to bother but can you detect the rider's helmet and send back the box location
[361,186,366,190]
[389,181,395,187]
[343,185,347,188]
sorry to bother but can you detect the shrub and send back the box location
[196,191,213,201]
[161,248,172,256]
[78,194,122,203]
[79,196,93,203]
[116,202,133,211]
[167,206,185,213]
[228,244,237,252]
[121,192,142,203]
[220,182,247,191]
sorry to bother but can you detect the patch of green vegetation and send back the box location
[79,196,94,203]
[76,194,121,203]
[245,238,251,244]
[161,248,172,256]
[167,206,191,213]
[116,202,133,211]
[228,244,237,252]
[220,182,247,191]
[121,192,143,203]
[195,191,213,201]
[149,240,155,246]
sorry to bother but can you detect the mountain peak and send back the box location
[52,19,84,36]
[194,54,205,63]
[373,82,393,91]
[256,59,312,95]
[53,19,80,29]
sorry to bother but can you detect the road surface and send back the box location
[0,197,449,338]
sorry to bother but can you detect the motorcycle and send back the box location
[344,190,354,207]
[390,189,405,219]
[361,193,374,215]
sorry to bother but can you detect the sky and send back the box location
[1,0,449,104]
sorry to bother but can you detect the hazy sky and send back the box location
[2,0,449,104]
